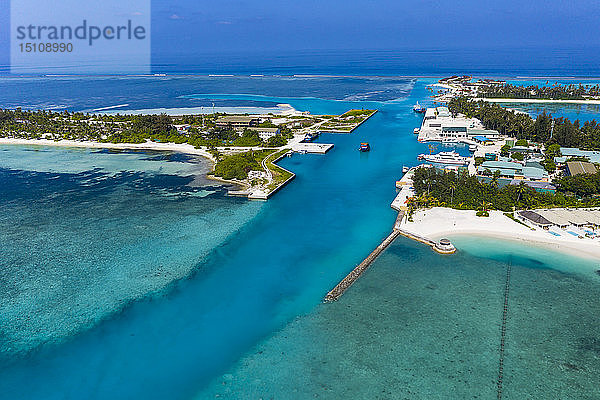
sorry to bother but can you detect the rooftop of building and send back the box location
[478,160,548,180]
[509,180,556,190]
[436,106,451,117]
[518,210,552,226]
[521,166,546,180]
[216,116,260,123]
[248,127,280,132]
[480,160,523,170]
[561,147,600,163]
[566,161,598,175]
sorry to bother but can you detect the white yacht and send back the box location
[417,151,468,165]
[441,137,459,144]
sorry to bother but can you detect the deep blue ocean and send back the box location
[4,47,600,76]
[148,47,600,77]
[1,67,600,399]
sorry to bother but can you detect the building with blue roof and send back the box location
[554,156,568,164]
[472,135,491,144]
[559,147,600,163]
[477,160,548,181]
[521,167,546,180]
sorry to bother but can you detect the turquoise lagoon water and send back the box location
[0,146,263,354]
[501,101,600,124]
[197,238,600,399]
[475,78,600,123]
[0,77,599,399]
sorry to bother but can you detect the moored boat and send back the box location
[417,151,468,165]
[413,102,426,113]
[413,127,420,134]
[441,137,458,144]
[303,132,319,142]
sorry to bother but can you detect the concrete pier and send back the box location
[290,143,334,154]
[324,227,402,302]
[323,210,456,302]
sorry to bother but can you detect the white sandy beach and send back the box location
[0,137,217,163]
[94,103,302,116]
[402,207,600,260]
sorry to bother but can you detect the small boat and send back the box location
[402,166,409,173]
[413,127,420,134]
[413,102,426,113]
[469,144,477,152]
[441,137,458,144]
[359,142,370,152]
[303,132,319,142]
[417,151,468,165]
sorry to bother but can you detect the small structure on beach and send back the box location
[434,238,456,254]
[518,210,553,228]
[518,208,600,230]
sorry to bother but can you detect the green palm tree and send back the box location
[450,182,457,205]
[491,170,501,187]
[515,182,528,207]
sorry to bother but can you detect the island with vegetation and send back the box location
[0,107,376,200]
[434,76,600,103]
[448,97,600,150]
[318,109,378,132]
[408,166,600,216]
[403,95,600,217]
[477,82,600,100]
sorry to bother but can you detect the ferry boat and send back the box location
[413,102,426,113]
[359,142,370,152]
[417,151,468,165]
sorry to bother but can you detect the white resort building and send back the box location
[248,127,281,141]
[417,107,501,143]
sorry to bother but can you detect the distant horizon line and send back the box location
[2,72,600,80]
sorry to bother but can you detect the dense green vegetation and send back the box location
[263,149,294,190]
[211,149,293,189]
[410,95,600,212]
[409,167,600,213]
[212,151,265,180]
[449,97,600,150]
[320,109,376,131]
[340,109,375,117]
[478,82,600,100]
[0,108,290,148]
[555,172,600,198]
